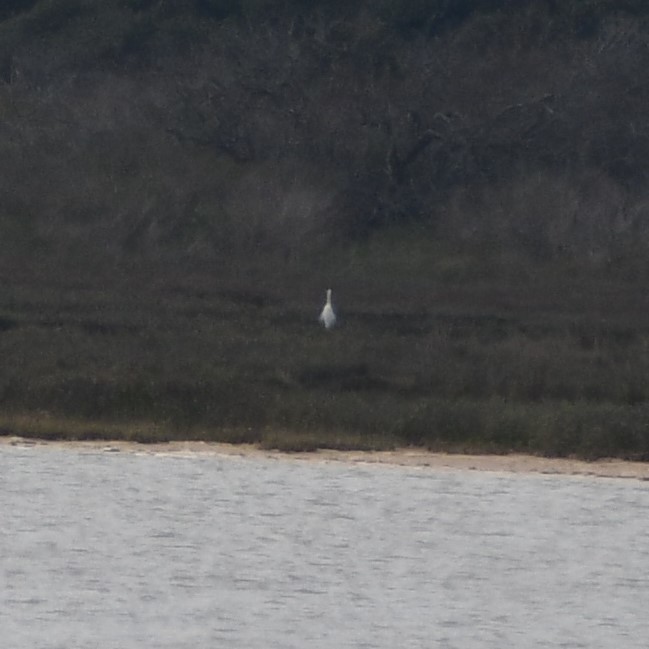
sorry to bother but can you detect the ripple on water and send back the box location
[1,445,649,649]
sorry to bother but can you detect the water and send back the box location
[2,444,648,649]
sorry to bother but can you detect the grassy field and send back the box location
[2,239,649,460]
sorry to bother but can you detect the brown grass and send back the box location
[1,243,649,460]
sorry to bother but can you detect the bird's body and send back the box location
[319,288,336,329]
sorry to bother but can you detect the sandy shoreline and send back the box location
[2,435,649,480]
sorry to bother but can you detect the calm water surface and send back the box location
[2,444,648,648]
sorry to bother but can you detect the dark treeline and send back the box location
[2,0,649,263]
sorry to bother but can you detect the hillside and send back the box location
[2,1,649,458]
[1,0,649,263]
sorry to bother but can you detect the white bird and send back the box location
[319,288,336,329]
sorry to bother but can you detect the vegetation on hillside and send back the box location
[2,1,649,457]
[2,0,649,260]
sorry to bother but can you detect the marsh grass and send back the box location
[0,412,173,444]
[2,244,649,459]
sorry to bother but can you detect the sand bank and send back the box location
[3,436,648,480]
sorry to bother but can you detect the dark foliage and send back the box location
[1,0,649,259]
